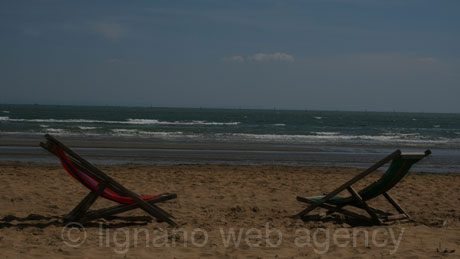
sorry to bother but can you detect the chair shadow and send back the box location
[300,214,376,227]
[0,214,154,229]
[85,216,154,229]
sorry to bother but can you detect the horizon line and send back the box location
[0,102,459,115]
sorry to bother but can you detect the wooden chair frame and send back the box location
[40,134,178,226]
[293,149,431,225]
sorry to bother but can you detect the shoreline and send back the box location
[2,132,460,149]
[1,136,460,173]
[2,146,457,174]
[1,161,458,176]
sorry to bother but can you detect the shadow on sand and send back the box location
[0,214,154,229]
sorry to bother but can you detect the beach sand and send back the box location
[0,162,459,258]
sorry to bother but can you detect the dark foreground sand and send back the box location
[0,162,459,258]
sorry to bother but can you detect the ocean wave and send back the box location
[223,133,357,141]
[111,129,185,137]
[271,123,286,126]
[44,128,68,134]
[111,129,138,134]
[77,126,100,130]
[217,133,456,145]
[0,116,240,126]
[1,117,111,123]
[2,111,10,114]
[314,131,340,136]
[2,129,459,147]
[125,119,239,126]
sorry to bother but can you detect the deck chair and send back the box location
[40,134,177,226]
[292,149,431,225]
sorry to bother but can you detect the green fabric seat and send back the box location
[308,155,421,206]
[293,150,431,224]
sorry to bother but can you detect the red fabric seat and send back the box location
[56,149,159,205]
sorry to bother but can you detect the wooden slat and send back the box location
[400,150,431,159]
[296,196,373,223]
[383,192,410,219]
[347,186,382,225]
[66,181,108,222]
[81,194,177,223]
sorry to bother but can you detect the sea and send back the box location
[1,104,460,173]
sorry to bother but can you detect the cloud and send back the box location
[248,53,295,62]
[221,56,245,63]
[93,22,125,40]
[416,57,437,63]
[221,52,294,63]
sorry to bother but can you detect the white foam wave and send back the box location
[218,133,455,145]
[0,117,240,126]
[111,129,185,137]
[1,128,458,147]
[314,116,322,120]
[2,111,10,114]
[4,118,110,123]
[138,131,185,136]
[382,132,420,139]
[125,119,239,125]
[45,128,67,133]
[225,133,356,141]
[77,126,99,130]
[272,123,286,126]
[111,129,138,134]
[314,132,340,136]
[0,116,9,121]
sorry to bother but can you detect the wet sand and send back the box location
[0,162,459,258]
[1,135,460,172]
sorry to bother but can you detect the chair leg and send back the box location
[296,196,374,223]
[324,204,344,215]
[347,186,383,225]
[80,193,177,223]
[65,182,108,223]
[383,192,410,219]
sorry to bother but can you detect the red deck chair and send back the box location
[40,134,177,226]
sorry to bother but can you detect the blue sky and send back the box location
[1,0,459,112]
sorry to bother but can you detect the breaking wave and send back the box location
[0,116,239,126]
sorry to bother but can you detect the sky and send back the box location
[1,0,459,112]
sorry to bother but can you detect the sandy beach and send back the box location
[3,0,460,257]
[0,161,459,258]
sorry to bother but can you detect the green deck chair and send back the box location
[293,149,431,225]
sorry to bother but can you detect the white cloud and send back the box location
[221,56,245,63]
[416,57,437,63]
[93,22,125,40]
[221,52,295,63]
[248,52,295,62]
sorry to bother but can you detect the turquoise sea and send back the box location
[1,104,460,147]
[1,104,459,172]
